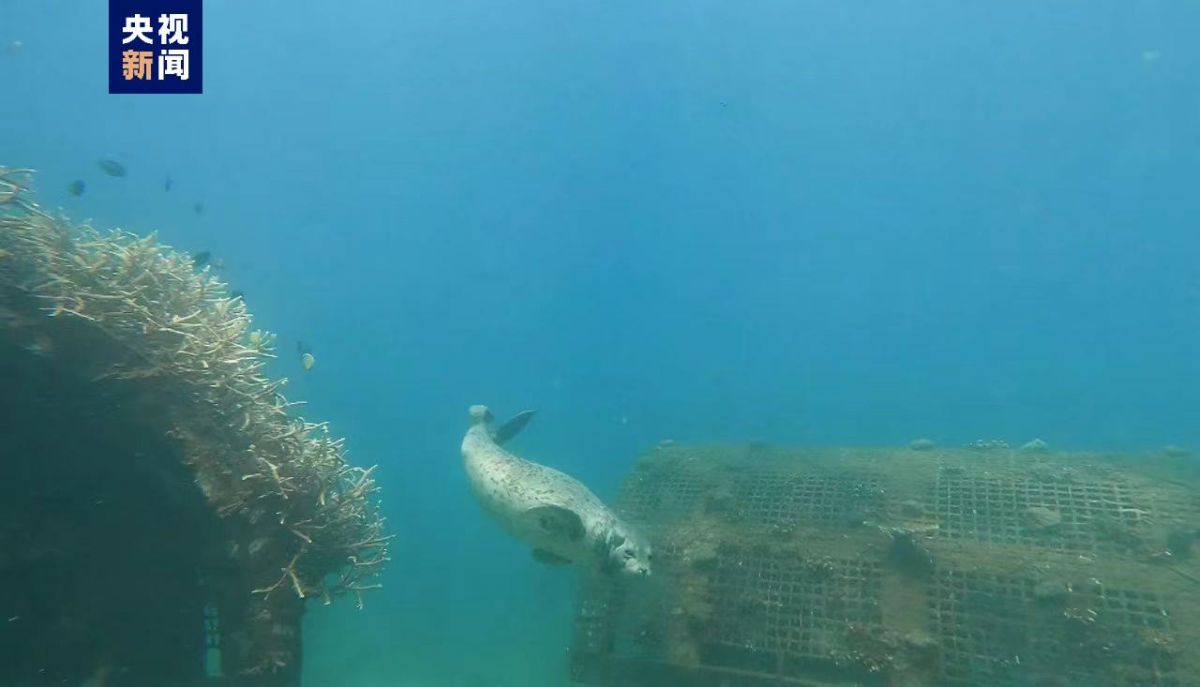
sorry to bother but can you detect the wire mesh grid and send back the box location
[728,473,883,528]
[705,545,882,659]
[573,447,1198,686]
[929,569,1181,687]
[618,464,884,536]
[933,474,1144,553]
[618,473,706,521]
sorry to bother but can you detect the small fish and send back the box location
[0,248,10,259]
[193,202,204,214]
[191,250,211,267]
[68,180,86,196]
[5,40,22,56]
[163,176,173,191]
[80,662,113,687]
[25,333,54,357]
[296,341,315,370]
[97,159,126,177]
[230,289,245,300]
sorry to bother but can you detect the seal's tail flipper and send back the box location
[493,410,536,445]
[468,405,494,427]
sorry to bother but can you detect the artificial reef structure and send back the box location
[571,441,1200,687]
[0,168,389,686]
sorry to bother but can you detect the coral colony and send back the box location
[0,167,389,679]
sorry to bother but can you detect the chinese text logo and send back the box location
[109,0,203,94]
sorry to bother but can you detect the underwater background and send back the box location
[2,1,1199,685]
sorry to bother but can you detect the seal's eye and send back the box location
[624,550,636,559]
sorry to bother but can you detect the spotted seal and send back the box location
[461,405,652,576]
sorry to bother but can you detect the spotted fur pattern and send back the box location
[461,405,652,576]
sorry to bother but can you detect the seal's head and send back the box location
[602,521,653,577]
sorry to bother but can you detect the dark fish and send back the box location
[164,176,173,191]
[191,251,211,267]
[97,159,127,177]
[67,180,85,196]
[193,202,204,214]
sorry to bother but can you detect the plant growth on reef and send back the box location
[0,166,390,609]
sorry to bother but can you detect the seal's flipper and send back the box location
[532,549,572,566]
[493,410,536,445]
[527,505,585,542]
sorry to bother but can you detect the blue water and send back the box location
[3,2,1199,684]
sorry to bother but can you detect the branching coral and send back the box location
[0,167,390,677]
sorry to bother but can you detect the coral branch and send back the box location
[0,168,390,630]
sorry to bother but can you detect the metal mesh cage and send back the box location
[570,444,1200,686]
